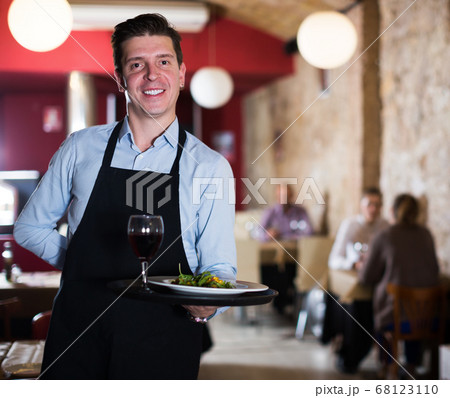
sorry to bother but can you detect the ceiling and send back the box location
[69,0,358,40]
[207,0,357,39]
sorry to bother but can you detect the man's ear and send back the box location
[114,70,126,92]
[179,62,186,88]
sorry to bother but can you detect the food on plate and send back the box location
[171,266,235,289]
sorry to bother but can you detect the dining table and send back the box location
[0,340,44,379]
[327,268,372,304]
[259,240,298,271]
[328,268,450,304]
[0,271,61,319]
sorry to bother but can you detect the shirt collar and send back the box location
[118,116,179,149]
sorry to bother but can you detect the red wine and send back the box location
[128,232,162,260]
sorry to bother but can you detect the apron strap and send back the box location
[170,127,187,175]
[102,120,124,168]
[101,119,186,174]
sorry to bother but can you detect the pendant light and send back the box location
[190,66,234,109]
[190,10,234,109]
[8,0,73,52]
[297,11,358,69]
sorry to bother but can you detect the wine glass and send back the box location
[127,215,164,289]
[353,241,369,262]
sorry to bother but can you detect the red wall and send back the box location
[0,0,292,79]
[1,93,66,174]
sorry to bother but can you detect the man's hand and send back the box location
[353,261,364,271]
[266,228,280,240]
[183,305,219,319]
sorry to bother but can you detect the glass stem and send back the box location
[141,260,149,288]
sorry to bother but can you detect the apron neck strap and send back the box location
[101,119,187,174]
[102,120,124,168]
[170,127,186,175]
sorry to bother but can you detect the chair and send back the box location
[234,238,261,323]
[31,310,52,340]
[294,236,334,339]
[0,297,21,341]
[236,238,261,283]
[386,283,447,379]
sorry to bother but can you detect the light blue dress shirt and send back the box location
[14,117,237,282]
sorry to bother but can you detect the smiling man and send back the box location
[14,14,236,379]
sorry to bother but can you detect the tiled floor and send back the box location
[198,304,380,380]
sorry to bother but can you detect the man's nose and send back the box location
[144,66,159,80]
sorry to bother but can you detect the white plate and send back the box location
[147,276,268,296]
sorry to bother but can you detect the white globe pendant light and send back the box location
[8,0,73,52]
[190,66,234,109]
[297,11,357,69]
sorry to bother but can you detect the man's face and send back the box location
[360,194,382,223]
[114,35,185,127]
[276,185,296,205]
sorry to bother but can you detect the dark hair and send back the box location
[362,186,382,198]
[111,13,183,73]
[393,194,419,225]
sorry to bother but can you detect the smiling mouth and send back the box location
[144,89,164,96]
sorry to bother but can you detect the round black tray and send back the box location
[108,279,278,306]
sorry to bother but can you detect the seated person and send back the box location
[256,184,313,315]
[257,184,313,241]
[323,187,389,373]
[329,187,389,270]
[359,193,440,378]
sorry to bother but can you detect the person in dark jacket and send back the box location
[359,193,439,377]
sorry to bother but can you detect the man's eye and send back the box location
[160,60,169,66]
[129,62,142,70]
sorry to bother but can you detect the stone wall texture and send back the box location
[379,0,450,274]
[243,0,450,274]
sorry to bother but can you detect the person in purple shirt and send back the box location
[257,184,314,314]
[258,184,314,241]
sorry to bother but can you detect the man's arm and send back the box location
[255,206,277,241]
[328,218,355,270]
[298,207,314,236]
[194,156,236,281]
[13,135,75,269]
[183,155,236,319]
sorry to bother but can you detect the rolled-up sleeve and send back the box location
[328,219,355,270]
[194,156,237,282]
[13,135,76,269]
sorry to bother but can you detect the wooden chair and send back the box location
[386,283,447,379]
[0,297,21,341]
[31,310,52,340]
[294,236,334,339]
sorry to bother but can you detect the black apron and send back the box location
[40,120,203,379]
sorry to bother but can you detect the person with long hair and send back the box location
[359,193,439,377]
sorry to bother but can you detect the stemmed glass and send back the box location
[353,241,369,261]
[127,215,164,289]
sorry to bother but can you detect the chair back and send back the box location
[235,238,261,283]
[0,297,20,341]
[294,236,334,293]
[31,310,52,340]
[387,283,447,342]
